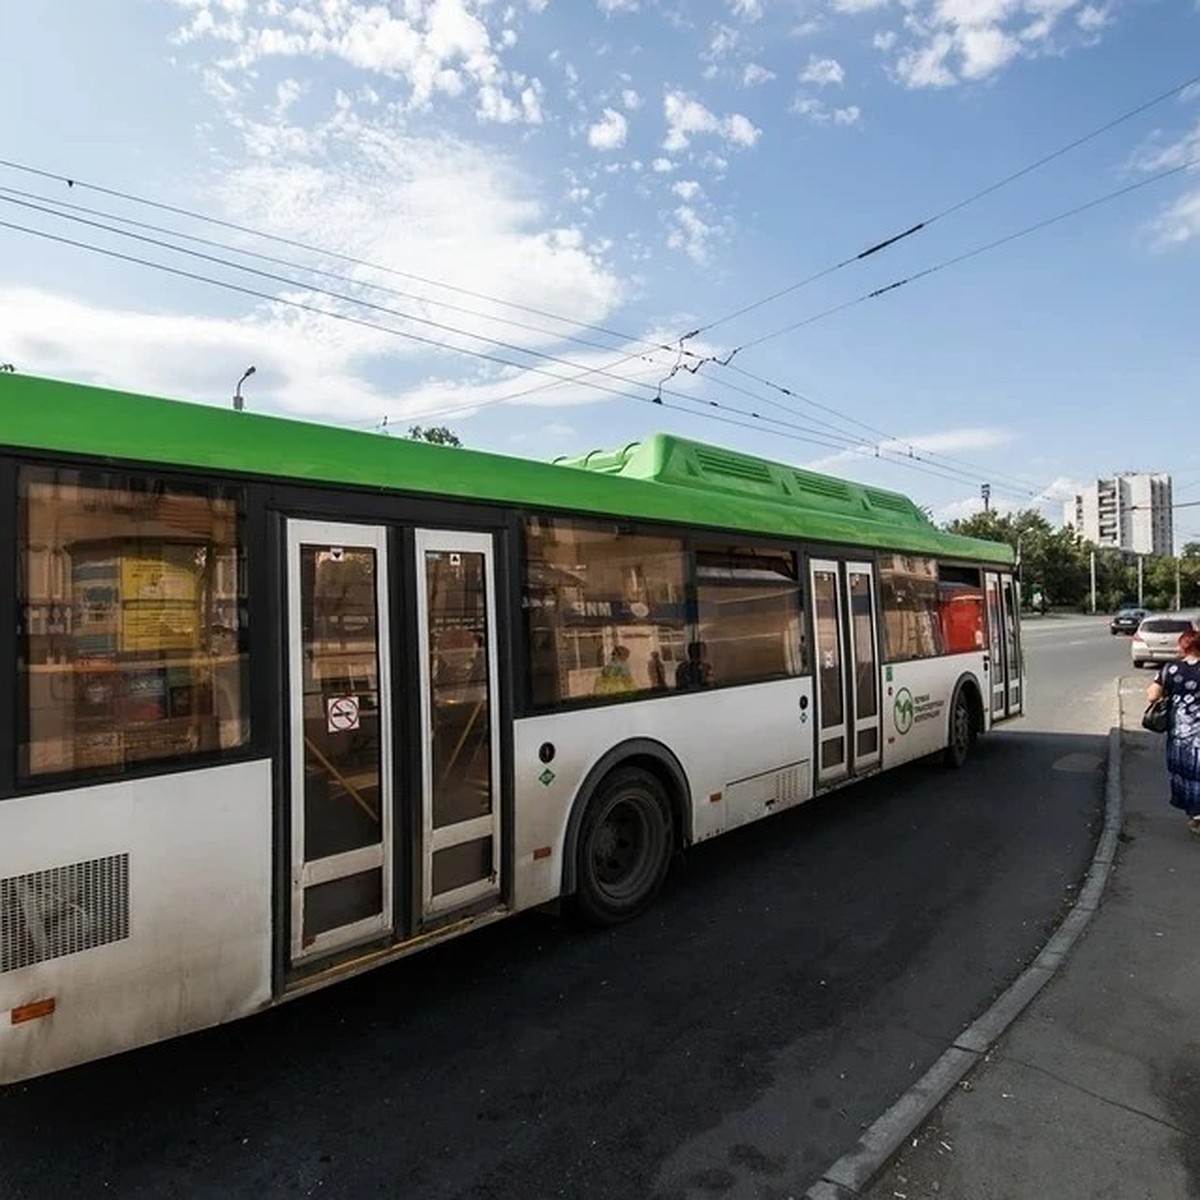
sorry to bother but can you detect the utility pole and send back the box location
[1090,549,1096,614]
[981,483,991,513]
[1176,558,1182,612]
[1137,555,1144,607]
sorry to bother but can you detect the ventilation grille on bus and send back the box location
[792,472,852,502]
[864,488,914,515]
[694,447,776,485]
[0,854,130,973]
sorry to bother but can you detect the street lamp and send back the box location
[233,365,256,411]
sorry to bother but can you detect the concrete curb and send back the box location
[803,687,1125,1199]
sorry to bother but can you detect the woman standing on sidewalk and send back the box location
[1146,628,1200,834]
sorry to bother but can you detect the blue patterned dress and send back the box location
[1156,659,1200,816]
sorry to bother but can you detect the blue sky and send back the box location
[1,0,1198,533]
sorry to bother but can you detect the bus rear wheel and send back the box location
[573,767,672,926]
[942,689,974,769]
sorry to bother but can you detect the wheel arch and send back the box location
[950,670,986,738]
[559,738,692,897]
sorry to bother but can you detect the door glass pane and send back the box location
[986,578,1003,664]
[850,572,877,720]
[303,869,383,941]
[814,570,843,728]
[432,839,494,896]
[1001,580,1020,701]
[427,550,493,830]
[301,545,382,861]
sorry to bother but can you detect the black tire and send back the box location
[572,767,673,926]
[942,688,974,769]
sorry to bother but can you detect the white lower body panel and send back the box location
[0,759,273,1083]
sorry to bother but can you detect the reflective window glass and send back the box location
[695,546,805,687]
[18,468,250,778]
[524,518,687,706]
[878,555,945,662]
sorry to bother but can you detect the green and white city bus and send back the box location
[0,373,1022,1083]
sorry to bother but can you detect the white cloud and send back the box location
[806,427,1014,477]
[883,0,1113,88]
[1136,119,1200,248]
[598,0,639,11]
[873,29,898,49]
[800,55,845,86]
[833,0,891,12]
[172,0,548,124]
[1149,189,1200,247]
[0,286,423,423]
[724,112,762,146]
[621,87,642,109]
[662,90,761,151]
[588,106,629,149]
[1075,3,1108,29]
[651,156,677,171]
[708,25,740,59]
[791,97,862,126]
[958,24,1020,77]
[18,74,628,420]
[894,34,957,88]
[672,179,703,200]
[2,284,708,429]
[730,0,764,19]
[742,62,776,86]
[667,205,719,264]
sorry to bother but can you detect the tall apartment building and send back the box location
[1063,474,1174,555]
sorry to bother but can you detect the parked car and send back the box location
[1111,606,1150,635]
[1131,614,1200,668]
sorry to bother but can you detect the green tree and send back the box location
[946,509,1091,609]
[407,424,462,447]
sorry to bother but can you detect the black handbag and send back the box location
[1143,697,1170,734]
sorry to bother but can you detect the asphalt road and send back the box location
[0,617,1126,1200]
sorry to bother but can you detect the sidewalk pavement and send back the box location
[805,677,1200,1200]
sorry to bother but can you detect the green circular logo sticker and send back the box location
[894,687,914,735]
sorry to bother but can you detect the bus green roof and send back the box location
[0,373,1012,564]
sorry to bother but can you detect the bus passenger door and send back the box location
[1001,574,1022,715]
[810,560,849,785]
[286,521,393,963]
[810,559,882,787]
[845,562,882,773]
[984,571,1022,720]
[415,531,502,919]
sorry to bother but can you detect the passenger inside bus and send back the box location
[675,641,714,690]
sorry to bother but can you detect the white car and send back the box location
[1131,614,1200,668]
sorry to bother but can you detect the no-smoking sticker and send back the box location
[326,695,360,733]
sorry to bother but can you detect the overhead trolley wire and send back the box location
[6,72,1191,500]
[0,213,909,458]
[0,183,678,368]
[0,188,1039,494]
[0,156,675,357]
[0,191,724,413]
[687,69,1200,341]
[0,214,1037,500]
[711,154,1200,357]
